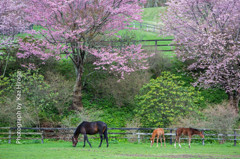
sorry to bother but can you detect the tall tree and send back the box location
[17,0,150,111]
[161,0,240,112]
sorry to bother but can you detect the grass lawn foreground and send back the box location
[1,141,240,159]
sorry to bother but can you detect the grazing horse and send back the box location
[72,121,109,148]
[150,128,166,147]
[174,128,204,148]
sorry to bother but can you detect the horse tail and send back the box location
[103,125,108,139]
[103,124,109,147]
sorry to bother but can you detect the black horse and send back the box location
[72,121,109,148]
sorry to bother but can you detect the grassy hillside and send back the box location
[142,7,167,25]
[117,29,162,40]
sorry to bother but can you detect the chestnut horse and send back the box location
[72,121,109,148]
[150,128,166,147]
[174,128,204,148]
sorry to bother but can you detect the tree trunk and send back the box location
[70,47,86,111]
[229,92,240,113]
[72,70,84,111]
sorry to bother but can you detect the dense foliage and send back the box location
[0,70,73,127]
[135,72,204,127]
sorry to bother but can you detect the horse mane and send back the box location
[74,122,84,136]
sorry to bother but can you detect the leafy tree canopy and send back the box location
[135,72,204,127]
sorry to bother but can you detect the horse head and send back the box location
[199,131,204,139]
[150,137,154,146]
[192,128,205,139]
[72,136,78,147]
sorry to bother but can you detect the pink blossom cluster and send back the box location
[161,0,240,93]
[21,63,36,70]
[91,44,152,78]
[23,0,144,41]
[0,0,29,45]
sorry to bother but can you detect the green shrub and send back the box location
[0,70,74,127]
[134,71,204,127]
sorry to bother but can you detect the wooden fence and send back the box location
[1,127,240,146]
[94,39,175,54]
[131,22,161,33]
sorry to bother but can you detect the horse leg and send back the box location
[160,136,162,147]
[163,135,166,147]
[152,137,155,147]
[188,135,191,148]
[83,134,86,147]
[98,134,103,148]
[150,138,152,147]
[178,136,181,148]
[174,135,178,148]
[105,135,109,147]
[157,135,159,147]
[84,134,92,148]
[104,134,109,147]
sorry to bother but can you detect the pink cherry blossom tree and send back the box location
[17,0,150,111]
[0,0,29,76]
[161,0,240,112]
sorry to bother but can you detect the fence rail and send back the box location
[131,22,161,33]
[93,39,175,56]
[0,127,240,146]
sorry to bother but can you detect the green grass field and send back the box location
[1,141,240,159]
[142,7,166,25]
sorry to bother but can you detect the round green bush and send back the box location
[134,72,204,127]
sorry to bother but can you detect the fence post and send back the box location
[202,130,205,146]
[170,129,172,145]
[41,130,44,144]
[8,128,11,144]
[234,130,236,146]
[138,130,140,144]
[155,40,158,54]
[110,41,113,49]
